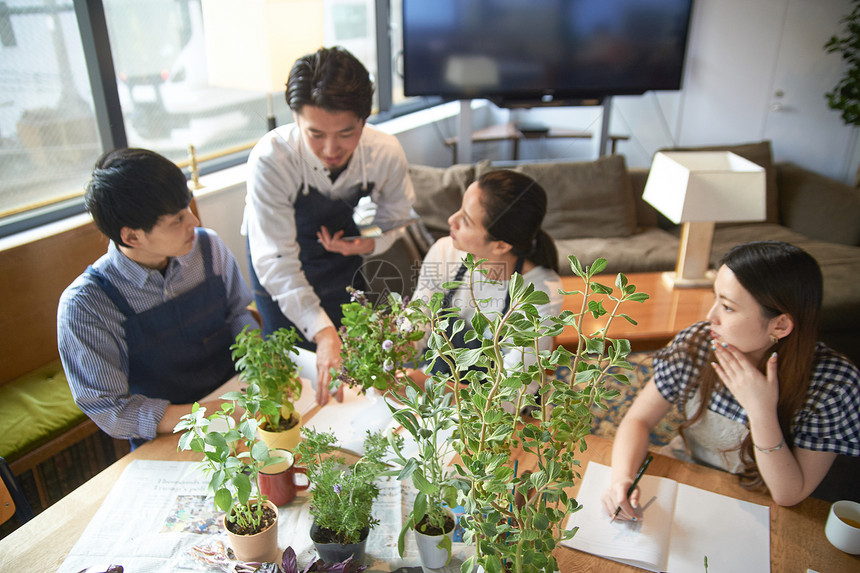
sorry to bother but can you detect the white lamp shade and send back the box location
[643,151,766,224]
[201,0,324,93]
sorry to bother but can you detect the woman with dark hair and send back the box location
[603,241,860,518]
[408,169,563,385]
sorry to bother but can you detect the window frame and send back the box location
[0,0,436,239]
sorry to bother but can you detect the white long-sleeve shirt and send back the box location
[243,123,415,340]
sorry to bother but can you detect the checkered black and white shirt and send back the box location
[653,321,860,456]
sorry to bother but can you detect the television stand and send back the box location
[444,122,628,163]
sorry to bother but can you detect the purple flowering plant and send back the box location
[335,288,426,394]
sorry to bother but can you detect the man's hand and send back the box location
[317,225,374,256]
[314,326,345,406]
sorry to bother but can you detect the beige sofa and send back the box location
[381,141,860,365]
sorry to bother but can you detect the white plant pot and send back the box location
[414,510,455,570]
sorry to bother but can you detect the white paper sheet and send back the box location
[562,462,770,573]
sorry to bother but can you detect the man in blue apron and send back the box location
[58,149,257,448]
[244,47,415,406]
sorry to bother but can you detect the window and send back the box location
[0,1,101,227]
[0,0,428,237]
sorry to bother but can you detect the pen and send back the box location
[611,454,653,523]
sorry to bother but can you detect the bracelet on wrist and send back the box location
[753,438,786,453]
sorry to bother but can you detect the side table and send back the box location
[555,272,714,352]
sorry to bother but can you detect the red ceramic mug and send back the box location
[258,449,309,506]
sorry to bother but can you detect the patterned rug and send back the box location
[550,352,685,450]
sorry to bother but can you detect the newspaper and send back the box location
[57,461,471,572]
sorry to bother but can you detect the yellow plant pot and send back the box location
[257,411,302,451]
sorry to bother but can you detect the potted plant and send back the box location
[825,0,860,127]
[232,326,304,450]
[174,392,281,563]
[335,288,426,395]
[416,254,647,573]
[386,378,462,569]
[294,428,390,564]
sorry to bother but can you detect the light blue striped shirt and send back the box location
[57,227,255,440]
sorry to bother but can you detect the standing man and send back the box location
[244,47,415,405]
[58,148,257,447]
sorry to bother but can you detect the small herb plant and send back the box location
[232,326,302,430]
[174,391,278,534]
[386,377,462,560]
[335,288,425,394]
[294,428,391,545]
[414,254,647,573]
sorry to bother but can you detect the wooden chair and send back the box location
[1,456,34,525]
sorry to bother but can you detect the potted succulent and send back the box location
[174,391,281,563]
[294,428,390,565]
[417,254,647,573]
[386,378,462,569]
[335,288,426,395]
[232,326,304,451]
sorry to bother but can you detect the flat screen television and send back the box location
[402,0,694,106]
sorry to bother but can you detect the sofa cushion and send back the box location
[661,141,779,224]
[478,155,638,240]
[0,360,87,462]
[777,163,860,246]
[555,228,679,275]
[408,163,476,239]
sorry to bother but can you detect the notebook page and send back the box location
[667,484,770,573]
[562,462,677,572]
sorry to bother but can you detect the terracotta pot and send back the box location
[310,522,369,565]
[258,411,302,451]
[224,499,279,563]
[258,448,309,506]
[414,508,456,569]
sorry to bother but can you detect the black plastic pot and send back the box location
[309,522,370,564]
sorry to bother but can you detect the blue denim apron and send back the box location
[428,257,523,378]
[248,182,371,346]
[86,229,235,447]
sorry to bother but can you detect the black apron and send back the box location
[86,229,235,448]
[248,182,371,346]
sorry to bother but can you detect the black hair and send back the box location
[477,169,559,273]
[286,46,374,120]
[84,148,191,247]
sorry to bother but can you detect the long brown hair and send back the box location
[678,241,822,489]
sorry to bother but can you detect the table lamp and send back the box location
[201,0,324,130]
[643,151,766,288]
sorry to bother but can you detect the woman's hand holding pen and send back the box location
[601,478,641,522]
[602,454,653,522]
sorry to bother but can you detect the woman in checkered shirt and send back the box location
[603,241,859,520]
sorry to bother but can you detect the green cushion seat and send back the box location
[0,360,87,462]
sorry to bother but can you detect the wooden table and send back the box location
[1,432,856,572]
[556,272,715,353]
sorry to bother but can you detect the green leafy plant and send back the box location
[232,326,302,430]
[294,428,391,545]
[825,0,860,125]
[335,288,426,393]
[386,377,463,561]
[174,390,278,533]
[414,254,648,573]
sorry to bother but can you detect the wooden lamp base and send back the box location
[664,221,716,289]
